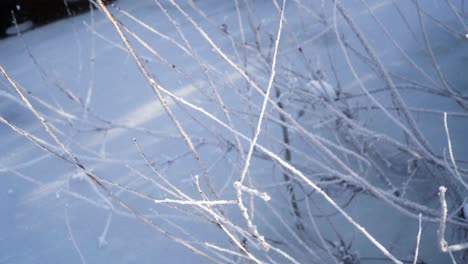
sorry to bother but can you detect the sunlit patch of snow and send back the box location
[21,180,67,204]
[306,79,336,101]
[6,21,34,36]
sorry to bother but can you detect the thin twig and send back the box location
[443,112,468,189]
[413,213,422,264]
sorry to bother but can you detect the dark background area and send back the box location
[0,0,114,38]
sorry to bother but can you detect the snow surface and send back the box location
[1,0,468,263]
[5,21,34,36]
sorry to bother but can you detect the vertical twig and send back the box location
[65,205,87,264]
[413,213,422,264]
[438,186,468,254]
[84,1,96,117]
[274,86,304,230]
[443,112,468,189]
[438,186,449,252]
[236,0,286,249]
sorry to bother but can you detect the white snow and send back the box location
[0,0,467,263]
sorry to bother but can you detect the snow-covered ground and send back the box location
[1,0,468,263]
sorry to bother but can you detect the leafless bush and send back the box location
[1,0,468,263]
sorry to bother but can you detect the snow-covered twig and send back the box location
[438,186,468,253]
[413,213,422,264]
[443,112,468,189]
[153,198,237,206]
[1,63,220,263]
[230,0,286,251]
[96,0,219,200]
[233,182,271,202]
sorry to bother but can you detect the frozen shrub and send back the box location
[1,0,467,263]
